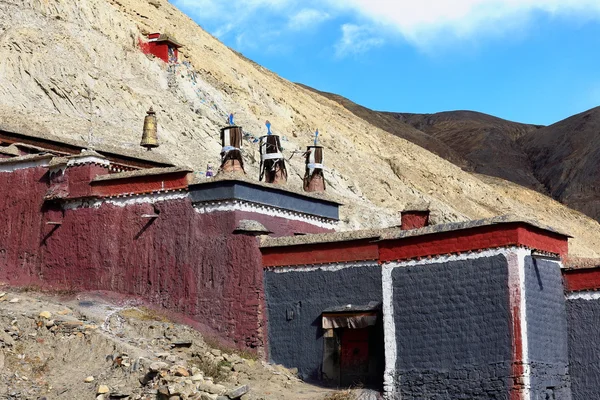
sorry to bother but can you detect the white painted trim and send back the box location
[266,260,376,273]
[67,155,110,167]
[382,262,396,400]
[566,290,600,300]
[381,247,529,400]
[516,248,532,400]
[193,200,337,229]
[0,158,50,173]
[261,153,284,160]
[63,192,189,210]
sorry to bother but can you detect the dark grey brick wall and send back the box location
[524,256,571,399]
[391,255,512,399]
[264,265,382,381]
[568,297,600,400]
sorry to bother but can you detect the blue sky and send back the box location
[172,0,600,126]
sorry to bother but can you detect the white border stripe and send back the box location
[267,260,376,273]
[194,200,337,229]
[566,290,600,300]
[516,249,531,400]
[0,158,50,172]
[63,192,189,209]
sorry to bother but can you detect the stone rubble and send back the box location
[0,289,336,399]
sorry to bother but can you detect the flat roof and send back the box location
[0,125,173,169]
[190,175,342,221]
[92,167,191,182]
[0,153,53,165]
[190,173,343,205]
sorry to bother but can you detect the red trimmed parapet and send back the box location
[262,239,379,267]
[563,267,600,292]
[261,219,569,269]
[379,223,568,263]
[90,167,191,198]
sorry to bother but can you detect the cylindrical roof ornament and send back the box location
[218,113,245,174]
[259,120,287,184]
[140,107,159,151]
[303,129,325,192]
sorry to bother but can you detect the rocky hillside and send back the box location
[1,0,600,258]
[520,106,600,222]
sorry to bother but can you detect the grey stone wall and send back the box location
[567,296,600,400]
[264,264,382,381]
[391,255,512,399]
[524,256,571,399]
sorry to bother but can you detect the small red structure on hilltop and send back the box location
[140,32,182,63]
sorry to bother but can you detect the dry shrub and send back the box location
[120,307,170,322]
[203,336,259,361]
[323,390,356,400]
[189,356,230,383]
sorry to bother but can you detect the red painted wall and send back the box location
[563,268,600,292]
[380,223,568,262]
[38,201,264,347]
[262,240,379,267]
[0,165,334,349]
[0,167,48,285]
[91,172,189,197]
[139,38,176,63]
[401,211,429,230]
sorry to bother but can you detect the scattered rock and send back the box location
[85,376,95,383]
[109,393,130,399]
[149,361,169,372]
[197,381,227,395]
[9,298,19,303]
[226,385,249,399]
[39,311,51,319]
[0,292,6,298]
[191,373,204,381]
[171,340,192,348]
[97,385,110,394]
[173,366,190,377]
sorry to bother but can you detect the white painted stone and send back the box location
[566,290,600,300]
[0,158,50,173]
[193,200,336,229]
[63,192,188,210]
[268,260,376,273]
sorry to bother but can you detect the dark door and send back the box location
[340,328,370,386]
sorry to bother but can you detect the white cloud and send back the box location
[173,0,600,53]
[325,0,600,47]
[335,24,384,58]
[288,8,331,30]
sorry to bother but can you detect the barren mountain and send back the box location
[520,106,600,222]
[393,111,544,191]
[303,85,544,191]
[1,0,600,258]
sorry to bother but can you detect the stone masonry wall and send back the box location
[390,255,512,399]
[264,263,382,381]
[567,293,600,400]
[524,256,571,399]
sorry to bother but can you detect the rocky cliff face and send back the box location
[1,0,599,257]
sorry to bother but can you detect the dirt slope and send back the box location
[1,0,600,257]
[0,288,338,399]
